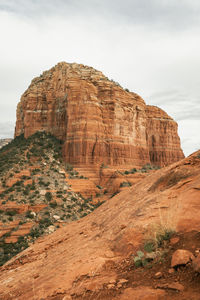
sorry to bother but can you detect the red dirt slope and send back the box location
[0,151,200,299]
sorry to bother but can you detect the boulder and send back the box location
[171,249,194,268]
[156,282,184,292]
[192,253,200,273]
[53,215,60,221]
[117,287,166,300]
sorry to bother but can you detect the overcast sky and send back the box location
[0,0,200,156]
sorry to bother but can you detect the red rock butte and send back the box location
[15,62,184,167]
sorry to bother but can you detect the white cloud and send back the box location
[178,120,200,156]
[0,1,200,156]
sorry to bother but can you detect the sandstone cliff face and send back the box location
[146,105,184,166]
[15,62,184,167]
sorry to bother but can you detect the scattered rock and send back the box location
[62,296,72,300]
[168,268,175,274]
[48,225,55,233]
[117,287,166,299]
[107,283,115,289]
[146,252,158,260]
[154,272,162,279]
[59,170,66,175]
[109,279,116,284]
[170,237,180,245]
[192,253,200,273]
[171,249,194,268]
[30,211,36,218]
[156,282,184,292]
[120,224,126,230]
[40,190,47,196]
[118,278,128,284]
[53,215,60,221]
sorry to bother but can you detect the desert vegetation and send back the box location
[0,131,104,266]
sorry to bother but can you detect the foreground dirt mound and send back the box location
[0,151,200,299]
[15,62,184,167]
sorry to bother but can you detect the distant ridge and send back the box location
[0,138,12,149]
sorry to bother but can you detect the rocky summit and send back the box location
[15,62,184,168]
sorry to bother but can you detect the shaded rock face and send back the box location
[15,62,184,167]
[146,106,184,166]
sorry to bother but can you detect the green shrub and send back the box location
[19,220,25,225]
[133,251,150,268]
[50,202,57,208]
[81,212,87,217]
[5,210,17,216]
[45,192,52,201]
[39,217,52,227]
[56,194,63,198]
[65,163,73,171]
[156,230,174,247]
[93,201,105,208]
[110,191,119,198]
[71,197,78,202]
[144,242,155,253]
[8,195,14,201]
[96,185,103,190]
[30,227,42,238]
[25,210,34,219]
[120,181,132,187]
[23,189,29,195]
[130,168,137,174]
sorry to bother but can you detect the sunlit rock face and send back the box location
[15,62,184,167]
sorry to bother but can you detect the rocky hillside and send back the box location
[0,150,200,299]
[15,62,184,168]
[0,131,164,268]
[0,132,103,266]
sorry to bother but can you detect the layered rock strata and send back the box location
[146,105,184,166]
[15,62,184,167]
